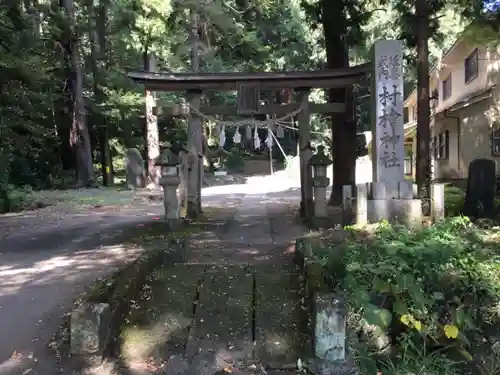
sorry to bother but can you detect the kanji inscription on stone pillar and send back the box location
[372,40,405,186]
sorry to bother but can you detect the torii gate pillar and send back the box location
[186,89,203,218]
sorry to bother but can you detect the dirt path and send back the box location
[0,193,166,375]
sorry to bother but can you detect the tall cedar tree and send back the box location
[302,0,370,205]
[384,0,446,215]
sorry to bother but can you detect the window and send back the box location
[403,107,409,123]
[492,126,500,156]
[433,131,449,160]
[404,143,413,176]
[442,75,452,100]
[465,48,479,83]
[411,106,417,122]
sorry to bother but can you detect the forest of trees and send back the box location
[0,0,499,202]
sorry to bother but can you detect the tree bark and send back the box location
[144,52,160,187]
[321,0,356,205]
[189,8,204,212]
[62,0,93,186]
[89,0,113,186]
[415,0,432,216]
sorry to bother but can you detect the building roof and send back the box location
[128,64,371,91]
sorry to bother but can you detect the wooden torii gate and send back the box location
[128,65,370,219]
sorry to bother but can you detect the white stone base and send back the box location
[367,199,422,227]
[342,181,423,227]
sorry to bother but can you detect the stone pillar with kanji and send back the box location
[342,40,422,227]
[372,39,405,195]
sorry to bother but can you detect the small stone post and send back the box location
[310,145,333,226]
[312,294,359,375]
[70,302,111,366]
[341,186,353,225]
[431,183,445,221]
[156,149,182,229]
[315,296,347,363]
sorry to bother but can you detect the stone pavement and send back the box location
[117,188,313,375]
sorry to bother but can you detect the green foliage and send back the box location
[224,150,245,172]
[0,0,491,199]
[326,218,500,374]
[445,185,466,217]
[0,184,34,213]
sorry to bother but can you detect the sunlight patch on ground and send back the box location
[202,172,299,197]
[121,313,191,362]
[0,245,142,298]
[262,332,292,357]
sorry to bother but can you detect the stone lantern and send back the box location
[309,145,332,220]
[155,148,181,229]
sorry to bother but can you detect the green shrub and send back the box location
[445,186,466,216]
[0,184,33,213]
[224,150,245,171]
[324,218,500,374]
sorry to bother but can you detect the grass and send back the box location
[28,186,140,208]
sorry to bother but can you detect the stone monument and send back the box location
[125,148,146,188]
[464,158,496,218]
[342,40,421,226]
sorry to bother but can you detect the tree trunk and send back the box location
[415,0,432,216]
[55,0,74,172]
[144,52,160,187]
[321,0,356,205]
[89,0,112,186]
[189,8,204,211]
[62,0,93,186]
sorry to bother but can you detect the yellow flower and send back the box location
[444,324,459,339]
[400,314,412,326]
[413,320,422,332]
[400,314,423,332]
